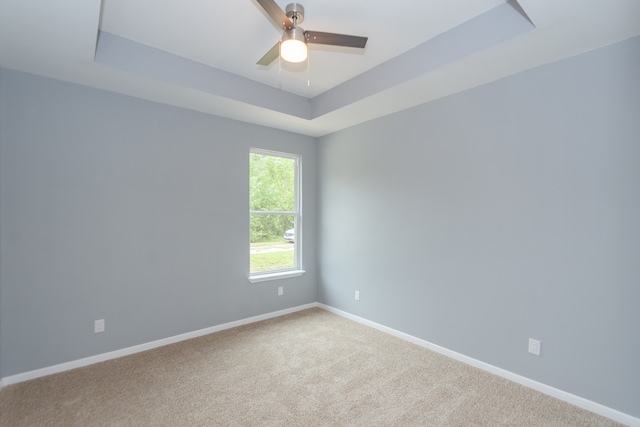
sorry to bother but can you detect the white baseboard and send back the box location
[2,302,637,426]
[317,303,640,427]
[0,303,317,389]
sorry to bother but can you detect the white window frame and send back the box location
[249,148,304,283]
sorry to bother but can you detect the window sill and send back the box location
[248,270,306,283]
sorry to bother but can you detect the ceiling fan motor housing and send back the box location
[285,3,304,25]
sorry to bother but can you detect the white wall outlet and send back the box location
[355,290,360,301]
[94,319,105,333]
[528,338,541,356]
[278,286,283,296]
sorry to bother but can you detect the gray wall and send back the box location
[318,37,640,417]
[1,36,639,419]
[0,70,317,377]
[0,69,3,379]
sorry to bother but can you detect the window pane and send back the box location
[250,153,295,212]
[250,214,295,273]
[249,149,300,277]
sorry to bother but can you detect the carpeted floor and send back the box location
[0,308,624,426]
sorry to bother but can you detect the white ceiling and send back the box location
[1,0,639,137]
[100,0,506,98]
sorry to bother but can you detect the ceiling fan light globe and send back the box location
[281,39,307,63]
[281,27,307,63]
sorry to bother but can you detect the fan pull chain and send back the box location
[308,50,311,87]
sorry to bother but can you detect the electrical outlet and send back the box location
[278,286,283,296]
[528,338,541,356]
[355,290,360,301]
[94,319,105,333]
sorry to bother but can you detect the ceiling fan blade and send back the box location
[256,0,293,29]
[257,42,280,66]
[305,31,368,49]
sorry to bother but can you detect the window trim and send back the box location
[249,148,303,282]
[248,269,306,284]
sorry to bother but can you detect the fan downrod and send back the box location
[285,3,304,25]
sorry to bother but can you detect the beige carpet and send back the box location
[0,308,624,426]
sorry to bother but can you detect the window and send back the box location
[249,149,303,282]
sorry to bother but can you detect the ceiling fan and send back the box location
[255,0,368,65]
